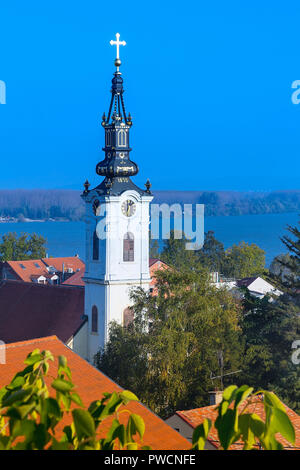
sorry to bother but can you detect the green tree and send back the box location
[269,220,300,302]
[239,289,300,413]
[149,239,160,259]
[197,230,226,273]
[96,265,243,418]
[94,320,148,396]
[269,253,293,280]
[26,233,47,259]
[0,232,47,261]
[223,241,266,279]
[159,230,199,270]
[239,220,300,412]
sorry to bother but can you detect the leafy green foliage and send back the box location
[96,265,243,418]
[0,349,149,450]
[149,239,160,259]
[197,231,226,273]
[269,220,300,302]
[240,288,300,413]
[0,232,47,261]
[222,241,266,279]
[192,418,212,450]
[98,225,300,421]
[0,351,296,451]
[161,230,266,280]
[160,230,199,270]
[193,385,296,450]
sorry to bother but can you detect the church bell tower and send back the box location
[81,34,153,363]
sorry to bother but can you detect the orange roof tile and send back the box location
[62,269,85,286]
[6,259,49,283]
[42,256,85,274]
[176,395,300,450]
[0,336,189,450]
[5,257,85,284]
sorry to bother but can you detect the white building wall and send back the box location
[165,415,216,450]
[84,280,106,362]
[66,321,88,360]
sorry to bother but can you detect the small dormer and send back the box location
[47,265,56,274]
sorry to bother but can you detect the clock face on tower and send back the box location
[121,199,136,217]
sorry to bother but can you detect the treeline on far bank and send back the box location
[0,189,299,221]
[0,189,85,221]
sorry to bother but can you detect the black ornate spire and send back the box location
[82,34,150,198]
[95,33,141,189]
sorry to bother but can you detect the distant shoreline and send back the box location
[0,211,299,224]
[0,217,69,223]
[0,189,299,220]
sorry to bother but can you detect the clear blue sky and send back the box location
[0,1,299,191]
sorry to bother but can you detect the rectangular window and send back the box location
[92,306,98,333]
[93,230,99,260]
[123,239,134,262]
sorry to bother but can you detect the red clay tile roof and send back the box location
[176,395,300,450]
[0,336,190,450]
[42,256,85,274]
[4,257,85,284]
[0,280,85,344]
[62,269,85,286]
[5,259,50,283]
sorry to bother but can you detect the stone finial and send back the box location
[145,179,152,193]
[83,179,90,193]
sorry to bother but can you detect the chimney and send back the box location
[209,390,223,406]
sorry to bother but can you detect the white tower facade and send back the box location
[81,34,153,362]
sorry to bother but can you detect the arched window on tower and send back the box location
[123,232,134,262]
[93,229,99,260]
[91,305,98,333]
[93,199,100,216]
[118,130,126,147]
